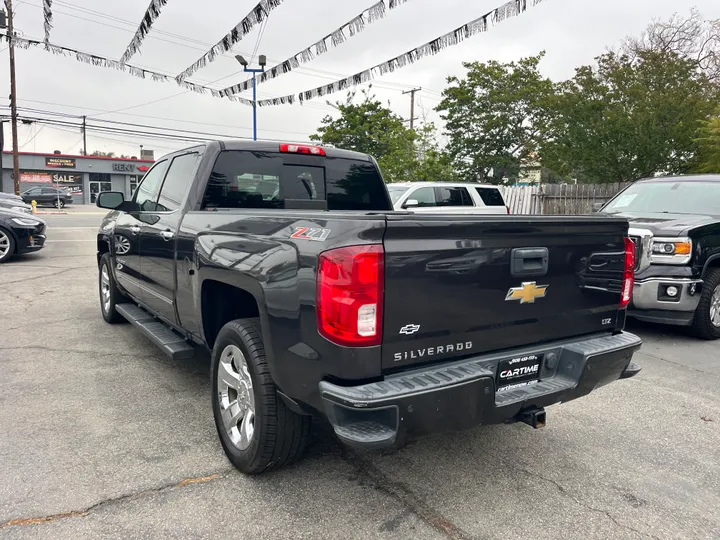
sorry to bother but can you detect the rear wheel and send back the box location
[0,227,16,263]
[211,318,310,474]
[99,253,127,324]
[691,268,720,340]
[54,199,65,209]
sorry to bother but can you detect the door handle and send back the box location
[160,230,174,241]
[511,247,549,277]
[130,226,140,235]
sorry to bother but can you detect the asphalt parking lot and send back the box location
[1,211,719,540]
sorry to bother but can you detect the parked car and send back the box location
[95,140,641,474]
[21,187,73,208]
[387,182,510,214]
[599,174,720,338]
[0,207,46,263]
[0,197,33,214]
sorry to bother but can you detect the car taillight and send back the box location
[506,206,510,214]
[621,237,635,308]
[280,143,326,156]
[317,244,384,347]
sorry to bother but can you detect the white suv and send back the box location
[387,182,509,214]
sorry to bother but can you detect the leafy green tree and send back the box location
[310,88,416,183]
[695,109,720,173]
[540,51,718,183]
[311,89,458,183]
[435,54,554,184]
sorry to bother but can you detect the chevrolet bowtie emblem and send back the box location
[505,281,548,304]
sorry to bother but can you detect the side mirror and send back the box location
[403,199,419,209]
[591,202,604,213]
[97,191,125,209]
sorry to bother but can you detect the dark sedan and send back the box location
[0,207,46,263]
[21,187,73,208]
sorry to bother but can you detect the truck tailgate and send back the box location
[382,215,629,371]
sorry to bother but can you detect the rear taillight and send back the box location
[317,245,384,347]
[506,206,510,214]
[621,237,635,308]
[280,143,326,156]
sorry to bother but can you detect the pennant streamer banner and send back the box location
[257,0,545,107]
[221,0,410,97]
[9,36,254,106]
[175,0,285,82]
[121,0,170,64]
[43,0,53,47]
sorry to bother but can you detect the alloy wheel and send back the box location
[100,265,111,314]
[710,285,720,328]
[0,230,10,259]
[217,344,256,450]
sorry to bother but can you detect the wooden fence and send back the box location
[500,183,630,215]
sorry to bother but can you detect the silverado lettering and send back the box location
[95,139,643,476]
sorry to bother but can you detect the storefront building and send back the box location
[1,151,155,204]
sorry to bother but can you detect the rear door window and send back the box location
[202,151,389,211]
[475,187,505,206]
[435,187,474,206]
[156,153,199,211]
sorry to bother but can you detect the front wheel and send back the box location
[691,268,720,340]
[0,227,16,263]
[99,253,127,324]
[211,318,310,474]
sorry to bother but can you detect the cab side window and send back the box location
[156,153,199,212]
[410,187,437,207]
[133,160,168,211]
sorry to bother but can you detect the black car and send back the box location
[21,186,73,208]
[0,207,46,263]
[600,174,720,338]
[94,140,641,474]
[0,197,33,214]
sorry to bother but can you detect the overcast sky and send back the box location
[1,0,719,158]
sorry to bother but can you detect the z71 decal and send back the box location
[290,227,331,242]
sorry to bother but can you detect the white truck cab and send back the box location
[387,182,510,214]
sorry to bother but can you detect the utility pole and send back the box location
[82,116,87,155]
[402,87,421,130]
[6,0,21,194]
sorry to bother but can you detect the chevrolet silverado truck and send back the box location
[599,174,720,339]
[95,140,642,474]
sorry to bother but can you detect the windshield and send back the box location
[602,181,720,216]
[387,185,409,204]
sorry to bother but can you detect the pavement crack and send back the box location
[0,473,228,530]
[343,449,473,540]
[506,463,661,540]
[639,351,720,379]
[0,266,88,285]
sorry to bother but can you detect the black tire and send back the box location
[99,253,127,324]
[211,318,310,474]
[691,268,720,340]
[0,227,16,263]
[54,199,65,209]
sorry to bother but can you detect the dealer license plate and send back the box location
[496,353,543,393]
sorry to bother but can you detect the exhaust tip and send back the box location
[519,408,546,429]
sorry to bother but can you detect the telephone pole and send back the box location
[82,116,87,155]
[402,87,421,130]
[6,0,20,194]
